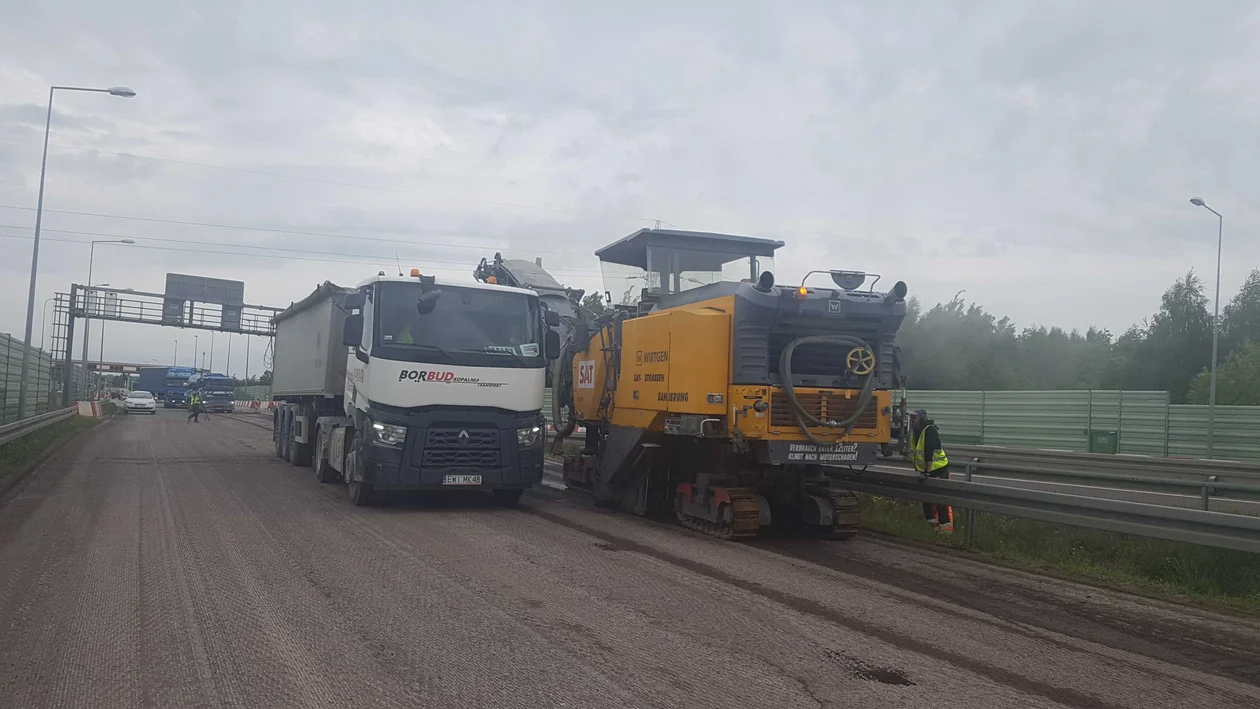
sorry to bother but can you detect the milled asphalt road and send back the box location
[1,410,1259,708]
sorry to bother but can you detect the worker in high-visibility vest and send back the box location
[910,408,952,533]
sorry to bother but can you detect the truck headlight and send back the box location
[517,425,543,447]
[370,420,407,447]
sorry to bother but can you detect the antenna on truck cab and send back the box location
[394,253,403,277]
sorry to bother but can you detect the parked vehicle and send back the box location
[123,390,158,414]
[270,272,561,506]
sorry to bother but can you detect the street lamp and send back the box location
[82,239,135,366]
[17,84,136,418]
[1190,197,1224,458]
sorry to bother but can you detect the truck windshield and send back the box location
[376,282,541,358]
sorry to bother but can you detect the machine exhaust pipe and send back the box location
[884,281,908,304]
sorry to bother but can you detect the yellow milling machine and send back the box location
[554,229,909,540]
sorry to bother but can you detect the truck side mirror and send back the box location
[545,309,560,327]
[343,292,366,310]
[343,314,364,347]
[544,330,561,360]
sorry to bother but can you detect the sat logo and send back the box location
[577,360,596,389]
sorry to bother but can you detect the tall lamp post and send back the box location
[1190,197,1224,459]
[82,239,135,366]
[17,84,136,418]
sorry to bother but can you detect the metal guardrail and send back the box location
[935,445,1260,512]
[827,467,1260,554]
[0,407,78,447]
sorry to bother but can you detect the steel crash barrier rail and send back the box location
[871,444,1260,512]
[0,407,77,448]
[826,467,1260,554]
[946,445,1260,512]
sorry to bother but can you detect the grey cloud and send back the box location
[2,0,1260,374]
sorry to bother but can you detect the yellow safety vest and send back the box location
[912,425,949,473]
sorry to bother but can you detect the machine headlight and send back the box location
[370,420,407,447]
[517,425,543,447]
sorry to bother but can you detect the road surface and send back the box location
[1,410,1258,708]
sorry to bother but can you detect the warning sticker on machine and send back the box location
[577,360,596,389]
[768,441,876,466]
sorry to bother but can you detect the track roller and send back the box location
[675,483,762,540]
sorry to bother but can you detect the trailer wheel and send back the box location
[272,409,282,457]
[279,409,292,461]
[313,425,338,483]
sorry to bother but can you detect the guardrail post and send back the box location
[964,457,979,546]
[1201,475,1219,511]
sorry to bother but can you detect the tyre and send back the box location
[348,479,375,506]
[273,410,284,458]
[313,426,338,483]
[347,432,374,506]
[493,488,524,507]
[281,410,293,462]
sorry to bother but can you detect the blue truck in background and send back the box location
[189,372,235,413]
[136,366,169,402]
[163,367,198,408]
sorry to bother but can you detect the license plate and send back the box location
[442,475,482,486]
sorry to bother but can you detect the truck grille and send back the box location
[422,449,501,468]
[425,428,500,448]
[770,391,879,430]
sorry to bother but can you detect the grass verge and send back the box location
[859,494,1260,613]
[0,415,104,490]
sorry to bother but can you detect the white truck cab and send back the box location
[271,271,560,506]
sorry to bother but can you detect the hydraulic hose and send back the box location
[551,337,576,440]
[778,335,878,446]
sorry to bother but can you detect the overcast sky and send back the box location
[2,1,1259,377]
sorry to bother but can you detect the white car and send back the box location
[123,391,157,414]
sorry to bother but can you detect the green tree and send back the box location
[1188,342,1260,405]
[258,370,273,386]
[898,296,1020,389]
[1222,269,1260,356]
[581,292,607,316]
[1138,270,1213,402]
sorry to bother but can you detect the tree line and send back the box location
[897,269,1260,404]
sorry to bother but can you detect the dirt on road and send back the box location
[0,410,1257,708]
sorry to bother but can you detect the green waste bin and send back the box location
[1088,429,1119,454]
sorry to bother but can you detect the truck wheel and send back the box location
[493,489,524,507]
[349,480,375,506]
[313,426,338,483]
